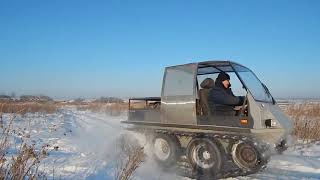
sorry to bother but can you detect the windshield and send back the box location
[232,64,273,103]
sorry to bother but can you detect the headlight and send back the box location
[265,119,277,128]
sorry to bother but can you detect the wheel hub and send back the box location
[161,142,169,154]
[192,144,215,169]
[203,151,211,160]
[154,138,171,161]
[241,147,256,163]
[232,142,259,171]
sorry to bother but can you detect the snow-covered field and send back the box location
[2,107,320,180]
[236,143,320,180]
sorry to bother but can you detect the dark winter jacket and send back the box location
[208,80,244,116]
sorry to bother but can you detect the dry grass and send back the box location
[0,102,58,114]
[284,102,320,142]
[129,102,161,110]
[76,102,128,116]
[128,102,146,110]
[114,134,146,180]
[75,101,160,116]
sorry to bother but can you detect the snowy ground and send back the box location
[2,107,320,180]
[234,143,320,180]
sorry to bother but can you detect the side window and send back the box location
[197,74,218,89]
[197,72,246,96]
[229,73,247,96]
[197,71,249,127]
[163,65,195,96]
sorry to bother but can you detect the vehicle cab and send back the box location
[161,61,292,136]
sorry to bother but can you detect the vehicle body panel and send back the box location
[161,64,197,125]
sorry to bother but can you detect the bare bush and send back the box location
[0,113,50,179]
[5,143,48,179]
[284,102,320,142]
[114,134,146,180]
[0,114,14,177]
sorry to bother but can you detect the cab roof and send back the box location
[166,60,246,75]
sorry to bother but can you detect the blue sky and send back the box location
[0,0,319,99]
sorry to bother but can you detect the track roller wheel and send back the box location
[187,138,222,176]
[231,141,262,172]
[152,133,181,167]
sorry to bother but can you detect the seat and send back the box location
[199,78,214,115]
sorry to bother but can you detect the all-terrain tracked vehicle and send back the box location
[122,61,293,178]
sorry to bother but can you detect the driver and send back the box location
[208,72,244,116]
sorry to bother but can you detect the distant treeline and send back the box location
[0,94,125,104]
[73,97,124,103]
[0,95,53,102]
[94,97,124,103]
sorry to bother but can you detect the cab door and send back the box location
[161,64,197,125]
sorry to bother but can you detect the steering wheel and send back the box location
[239,95,248,116]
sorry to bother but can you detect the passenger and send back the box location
[199,78,214,115]
[208,72,244,116]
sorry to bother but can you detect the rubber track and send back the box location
[131,127,271,179]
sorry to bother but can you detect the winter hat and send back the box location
[217,72,230,81]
